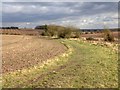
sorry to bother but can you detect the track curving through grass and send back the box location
[3,39,118,88]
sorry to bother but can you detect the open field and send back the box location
[0,29,43,36]
[2,35,118,88]
[81,31,119,38]
[2,35,67,73]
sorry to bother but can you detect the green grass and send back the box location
[2,39,118,88]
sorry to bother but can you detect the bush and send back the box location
[41,24,81,39]
[57,27,72,38]
[72,31,81,38]
[103,29,114,42]
[85,32,88,34]
[44,30,52,37]
[86,37,95,40]
[90,32,93,34]
[44,25,58,37]
[41,31,46,36]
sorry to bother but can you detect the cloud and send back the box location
[2,0,119,2]
[2,2,118,29]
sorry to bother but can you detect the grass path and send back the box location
[3,39,118,88]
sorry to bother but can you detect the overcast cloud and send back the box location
[2,2,118,29]
[2,0,119,2]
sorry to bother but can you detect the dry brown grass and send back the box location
[81,31,119,38]
[81,31,119,43]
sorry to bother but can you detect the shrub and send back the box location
[41,31,46,36]
[47,29,55,36]
[72,31,81,38]
[57,27,72,38]
[103,28,114,42]
[86,37,95,40]
[45,25,58,37]
[85,32,88,34]
[90,32,93,34]
[41,24,81,39]
[14,33,19,35]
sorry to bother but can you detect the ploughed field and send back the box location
[0,29,43,35]
[2,35,67,73]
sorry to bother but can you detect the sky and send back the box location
[1,1,119,29]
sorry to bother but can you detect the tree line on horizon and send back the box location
[0,26,19,29]
[1,24,117,42]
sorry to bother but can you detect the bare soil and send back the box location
[0,29,43,35]
[2,35,67,73]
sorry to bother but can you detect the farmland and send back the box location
[2,31,118,88]
[81,31,118,39]
[2,35,67,73]
[1,1,119,89]
[1,29,119,39]
[0,29,42,36]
